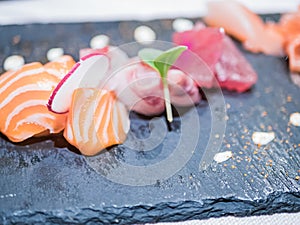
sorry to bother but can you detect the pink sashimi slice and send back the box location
[47,53,110,114]
[105,59,166,116]
[105,58,202,116]
[168,69,201,107]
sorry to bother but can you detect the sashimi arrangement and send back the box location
[1,0,298,156]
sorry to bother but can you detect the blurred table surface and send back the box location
[1,0,300,224]
[0,0,299,25]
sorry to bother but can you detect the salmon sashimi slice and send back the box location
[44,55,77,79]
[278,8,300,43]
[204,0,285,56]
[0,56,75,142]
[286,35,300,73]
[277,9,300,73]
[64,88,130,156]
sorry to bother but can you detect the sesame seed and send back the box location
[3,55,25,71]
[90,34,110,49]
[172,18,194,32]
[47,48,64,61]
[134,25,156,44]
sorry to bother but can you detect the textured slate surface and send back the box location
[1,16,300,224]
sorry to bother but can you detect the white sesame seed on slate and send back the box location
[3,55,25,71]
[90,34,110,49]
[213,151,233,163]
[134,25,156,44]
[252,132,275,145]
[172,18,194,32]
[290,112,300,127]
[47,48,64,61]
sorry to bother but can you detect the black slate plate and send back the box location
[1,16,300,224]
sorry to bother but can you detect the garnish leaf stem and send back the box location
[138,46,187,123]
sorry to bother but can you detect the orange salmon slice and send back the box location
[0,55,75,142]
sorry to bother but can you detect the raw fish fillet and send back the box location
[64,88,130,156]
[173,26,258,92]
[0,56,75,142]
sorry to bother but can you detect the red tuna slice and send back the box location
[173,26,257,92]
[172,26,223,88]
[173,26,224,71]
[172,50,215,88]
[215,36,258,92]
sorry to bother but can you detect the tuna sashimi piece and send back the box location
[214,36,258,92]
[0,56,75,142]
[63,88,130,156]
[173,26,257,92]
[204,0,284,56]
[173,26,221,88]
[173,26,223,71]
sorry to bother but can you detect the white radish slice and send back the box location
[47,53,110,114]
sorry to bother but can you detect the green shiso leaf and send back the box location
[153,46,187,79]
[138,48,162,71]
[138,46,187,122]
